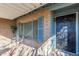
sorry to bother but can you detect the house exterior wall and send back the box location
[0,18,16,39]
[17,7,51,41]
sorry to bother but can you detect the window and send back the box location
[18,16,44,45]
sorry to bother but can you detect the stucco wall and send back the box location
[0,18,16,39]
[17,7,51,41]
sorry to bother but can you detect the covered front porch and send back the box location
[0,3,78,56]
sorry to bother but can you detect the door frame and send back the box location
[76,12,78,55]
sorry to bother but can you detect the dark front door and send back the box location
[56,13,76,53]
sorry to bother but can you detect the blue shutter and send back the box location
[51,16,56,48]
[51,17,56,36]
[38,16,44,44]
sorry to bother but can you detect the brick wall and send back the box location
[0,18,16,39]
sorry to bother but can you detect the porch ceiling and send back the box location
[0,3,46,20]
